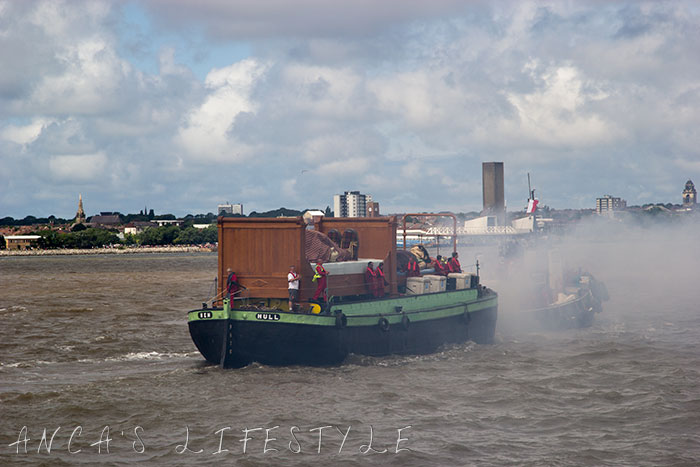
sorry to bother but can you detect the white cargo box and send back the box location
[423,274,446,293]
[406,277,430,295]
[313,259,384,275]
[448,272,472,290]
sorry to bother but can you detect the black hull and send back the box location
[529,290,601,331]
[188,305,497,368]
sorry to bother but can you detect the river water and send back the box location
[1,227,699,466]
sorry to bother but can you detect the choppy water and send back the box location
[1,235,699,466]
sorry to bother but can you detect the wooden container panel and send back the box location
[317,217,396,260]
[218,217,305,299]
[318,217,398,296]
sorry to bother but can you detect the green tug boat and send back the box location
[187,216,498,368]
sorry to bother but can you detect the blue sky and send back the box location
[1,0,699,218]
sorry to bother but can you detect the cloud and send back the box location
[316,157,371,178]
[176,58,268,162]
[143,0,471,39]
[501,63,618,149]
[673,158,700,173]
[0,119,53,146]
[1,1,700,217]
[48,153,108,182]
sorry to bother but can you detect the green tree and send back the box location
[123,233,138,245]
[37,230,64,248]
[138,225,180,245]
[174,226,200,245]
[203,225,217,243]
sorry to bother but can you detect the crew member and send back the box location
[364,261,376,297]
[433,255,448,276]
[312,260,328,303]
[287,265,300,312]
[226,268,240,300]
[375,262,387,298]
[448,251,462,273]
[406,256,421,277]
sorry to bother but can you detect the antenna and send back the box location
[527,172,536,201]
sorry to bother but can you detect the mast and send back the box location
[527,173,536,203]
[527,173,537,228]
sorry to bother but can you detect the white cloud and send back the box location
[48,153,108,182]
[280,64,367,119]
[316,157,371,178]
[176,58,268,161]
[501,64,618,149]
[0,119,53,146]
[25,38,131,115]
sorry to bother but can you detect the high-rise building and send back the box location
[683,180,697,208]
[218,203,243,215]
[482,162,505,224]
[333,191,372,217]
[596,195,626,215]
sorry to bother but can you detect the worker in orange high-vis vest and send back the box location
[312,260,328,302]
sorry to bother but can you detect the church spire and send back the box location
[75,193,86,224]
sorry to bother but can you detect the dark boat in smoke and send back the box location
[525,270,608,330]
[504,174,609,330]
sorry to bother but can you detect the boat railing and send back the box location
[207,286,251,309]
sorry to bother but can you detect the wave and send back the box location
[1,352,199,368]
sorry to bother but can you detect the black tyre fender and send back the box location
[335,312,347,329]
[378,317,390,332]
[401,313,410,331]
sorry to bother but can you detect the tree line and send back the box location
[0,212,219,227]
[0,224,218,250]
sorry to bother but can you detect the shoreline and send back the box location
[0,245,216,257]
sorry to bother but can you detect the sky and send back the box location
[1,0,700,219]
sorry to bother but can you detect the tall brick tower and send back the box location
[482,162,505,225]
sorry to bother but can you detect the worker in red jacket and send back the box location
[312,261,328,302]
[433,255,448,276]
[406,257,421,277]
[448,252,462,273]
[364,261,377,297]
[226,268,240,300]
[375,263,387,298]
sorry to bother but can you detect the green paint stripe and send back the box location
[187,308,228,321]
[327,289,480,316]
[233,310,336,326]
[188,295,497,327]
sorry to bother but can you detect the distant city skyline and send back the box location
[4,185,696,222]
[1,1,699,218]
